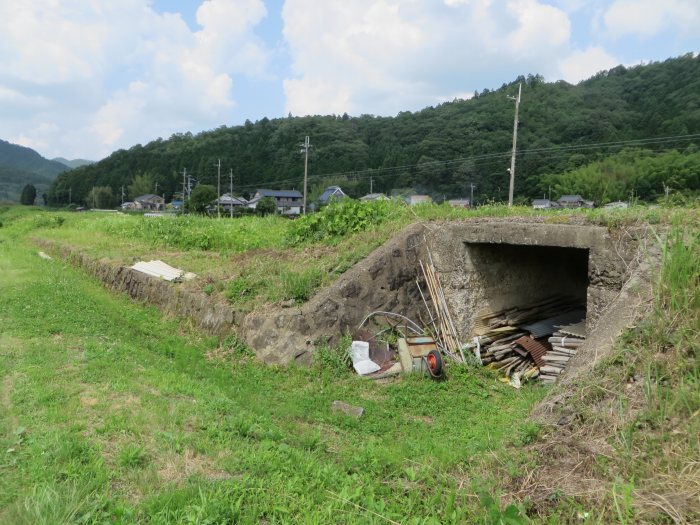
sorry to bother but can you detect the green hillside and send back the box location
[0,140,69,202]
[46,54,700,207]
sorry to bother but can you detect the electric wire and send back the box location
[227,133,699,192]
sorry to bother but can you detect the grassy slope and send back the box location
[523,218,700,524]
[1,204,698,523]
[0,206,543,524]
[18,201,683,311]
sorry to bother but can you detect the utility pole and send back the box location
[470,183,476,208]
[548,185,552,201]
[215,159,221,219]
[507,82,522,207]
[370,176,374,194]
[300,136,311,214]
[121,185,125,205]
[229,169,234,219]
[68,187,72,206]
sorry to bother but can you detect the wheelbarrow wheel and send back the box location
[425,350,443,378]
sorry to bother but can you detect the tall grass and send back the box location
[656,224,699,313]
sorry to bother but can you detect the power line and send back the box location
[229,133,699,192]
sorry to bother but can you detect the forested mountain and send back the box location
[0,140,70,202]
[46,54,700,207]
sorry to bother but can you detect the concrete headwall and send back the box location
[426,221,641,335]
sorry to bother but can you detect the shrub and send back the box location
[286,199,397,244]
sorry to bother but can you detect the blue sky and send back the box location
[0,0,697,160]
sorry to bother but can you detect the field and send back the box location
[1,203,698,523]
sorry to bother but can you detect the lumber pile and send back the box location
[470,297,586,385]
[539,331,585,384]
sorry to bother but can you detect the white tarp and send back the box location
[130,260,195,282]
[348,341,380,375]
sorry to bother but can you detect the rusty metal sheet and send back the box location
[513,336,550,368]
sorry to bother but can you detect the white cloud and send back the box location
[603,0,700,38]
[558,46,619,83]
[281,0,574,117]
[0,0,269,159]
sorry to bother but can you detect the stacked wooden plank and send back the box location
[470,296,585,384]
[472,296,580,335]
[539,331,585,384]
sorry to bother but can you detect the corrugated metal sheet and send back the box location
[513,336,549,367]
[558,321,586,338]
[520,310,585,338]
[131,260,184,282]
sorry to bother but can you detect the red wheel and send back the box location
[425,350,443,377]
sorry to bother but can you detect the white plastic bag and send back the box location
[348,341,380,375]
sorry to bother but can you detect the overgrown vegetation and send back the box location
[287,198,399,243]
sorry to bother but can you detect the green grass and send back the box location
[2,202,698,523]
[520,219,700,523]
[0,211,546,523]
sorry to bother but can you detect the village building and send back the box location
[603,201,629,209]
[318,186,348,205]
[248,189,303,215]
[557,195,594,208]
[133,194,164,211]
[447,198,470,208]
[407,195,432,206]
[532,198,552,209]
[215,193,248,212]
[359,193,389,201]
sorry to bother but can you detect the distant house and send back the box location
[603,201,629,209]
[407,195,432,206]
[359,193,388,201]
[318,186,348,205]
[532,199,552,209]
[134,194,164,211]
[557,195,594,209]
[248,189,303,215]
[447,198,470,208]
[215,193,248,212]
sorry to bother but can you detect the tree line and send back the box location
[45,54,700,208]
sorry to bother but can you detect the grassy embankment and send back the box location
[1,204,543,523]
[14,200,686,311]
[1,202,697,523]
[523,212,699,523]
